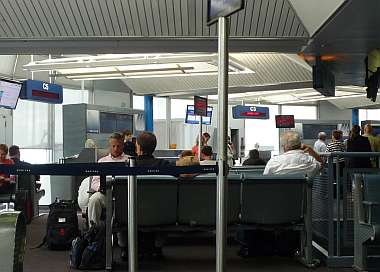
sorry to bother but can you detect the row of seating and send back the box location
[353,174,380,271]
[110,173,318,267]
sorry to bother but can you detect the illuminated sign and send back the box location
[275,115,295,128]
[185,105,213,125]
[20,80,63,104]
[194,96,208,117]
[232,105,269,119]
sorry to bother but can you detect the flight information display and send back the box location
[275,115,295,128]
[185,105,213,125]
[232,105,270,119]
[0,79,22,109]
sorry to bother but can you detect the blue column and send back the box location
[144,95,154,132]
[352,108,359,126]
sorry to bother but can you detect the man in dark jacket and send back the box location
[242,149,266,166]
[346,125,372,168]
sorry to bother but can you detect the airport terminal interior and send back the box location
[1,0,380,271]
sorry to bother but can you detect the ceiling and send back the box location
[0,0,309,53]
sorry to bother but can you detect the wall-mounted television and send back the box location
[0,78,22,109]
[185,105,213,125]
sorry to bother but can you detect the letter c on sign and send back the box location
[42,83,49,91]
[249,106,256,112]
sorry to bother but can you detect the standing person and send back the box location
[326,130,346,179]
[227,136,235,166]
[0,144,15,194]
[122,129,137,157]
[346,125,372,168]
[363,124,380,152]
[192,136,204,158]
[202,132,211,146]
[314,132,327,153]
[242,149,266,166]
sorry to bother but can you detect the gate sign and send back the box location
[194,96,208,117]
[207,0,244,25]
[20,80,63,104]
[232,105,269,119]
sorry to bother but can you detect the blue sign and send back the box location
[232,105,269,119]
[20,80,63,104]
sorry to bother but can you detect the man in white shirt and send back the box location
[84,133,129,225]
[264,131,323,178]
[313,132,327,153]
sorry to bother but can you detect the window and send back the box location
[281,105,317,120]
[245,105,280,156]
[133,95,144,110]
[359,109,380,124]
[153,97,166,120]
[171,99,193,119]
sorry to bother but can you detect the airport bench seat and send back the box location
[177,174,241,226]
[353,174,380,271]
[240,175,306,226]
[240,174,318,268]
[114,175,178,227]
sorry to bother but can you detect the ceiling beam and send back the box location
[0,37,308,55]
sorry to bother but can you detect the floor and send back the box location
[24,215,355,272]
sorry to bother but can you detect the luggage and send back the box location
[69,223,105,270]
[43,199,79,250]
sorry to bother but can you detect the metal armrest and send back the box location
[362,201,379,225]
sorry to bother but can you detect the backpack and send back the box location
[69,223,105,270]
[45,199,79,250]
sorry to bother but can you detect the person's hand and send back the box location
[301,144,311,152]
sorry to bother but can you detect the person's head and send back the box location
[248,149,260,159]
[202,132,210,143]
[364,124,373,135]
[281,131,301,152]
[108,133,124,158]
[318,132,327,141]
[122,130,133,142]
[136,132,157,156]
[332,130,342,141]
[0,144,8,161]
[8,145,20,159]
[201,146,213,160]
[180,150,194,158]
[176,155,200,178]
[350,125,361,139]
[85,139,97,148]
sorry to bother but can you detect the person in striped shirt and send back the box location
[326,130,345,180]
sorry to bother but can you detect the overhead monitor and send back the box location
[207,0,244,25]
[275,115,295,128]
[0,78,22,109]
[185,105,213,125]
[302,124,337,140]
[313,63,335,97]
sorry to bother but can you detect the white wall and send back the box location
[0,108,12,146]
[318,101,352,122]
[94,90,131,108]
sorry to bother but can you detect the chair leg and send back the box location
[353,240,368,271]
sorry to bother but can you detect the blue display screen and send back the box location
[232,105,270,119]
[185,105,213,125]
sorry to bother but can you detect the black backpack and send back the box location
[45,199,79,250]
[70,223,106,270]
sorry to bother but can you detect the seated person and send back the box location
[176,151,200,179]
[123,130,137,157]
[242,149,266,166]
[264,131,322,178]
[83,133,129,226]
[8,145,41,189]
[0,144,15,194]
[200,146,216,165]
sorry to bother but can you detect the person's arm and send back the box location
[301,144,323,164]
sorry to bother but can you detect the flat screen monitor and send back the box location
[99,112,133,134]
[302,124,337,140]
[185,105,213,125]
[0,79,22,109]
[275,115,295,128]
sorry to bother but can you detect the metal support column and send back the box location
[199,117,203,160]
[327,156,335,256]
[216,16,229,272]
[144,96,154,132]
[166,97,171,148]
[352,109,359,126]
[336,156,341,256]
[105,175,113,271]
[128,158,138,272]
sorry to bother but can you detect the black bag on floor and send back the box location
[45,199,79,250]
